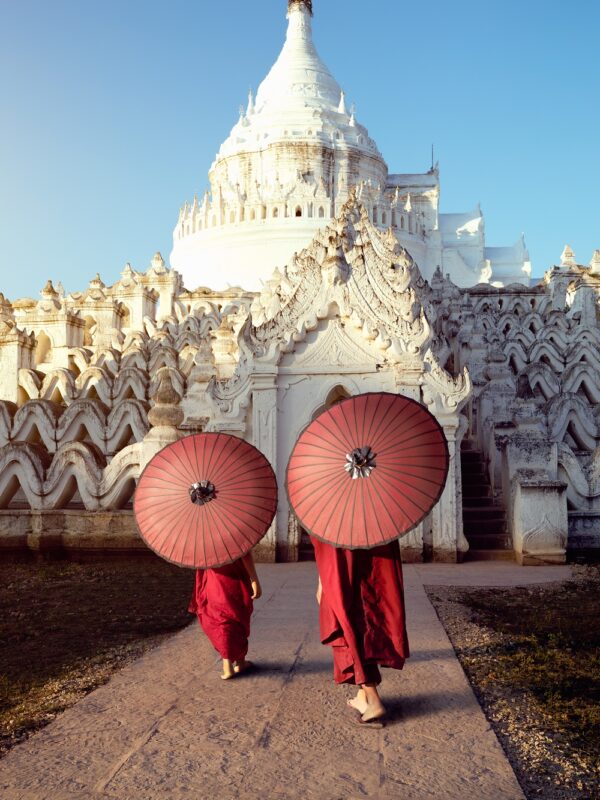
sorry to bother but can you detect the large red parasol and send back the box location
[134,433,278,569]
[286,392,449,549]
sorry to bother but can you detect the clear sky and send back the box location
[1,0,598,301]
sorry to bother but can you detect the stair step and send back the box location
[461,473,488,483]
[464,522,507,535]
[461,495,493,506]
[463,506,505,517]
[462,485,493,494]
[465,533,512,549]
[460,444,512,559]
[465,549,515,562]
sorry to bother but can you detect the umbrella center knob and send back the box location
[189,480,216,505]
[345,447,377,479]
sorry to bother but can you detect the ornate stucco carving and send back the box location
[290,320,376,370]
[250,197,437,359]
[521,514,567,554]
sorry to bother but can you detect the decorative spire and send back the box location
[247,88,255,116]
[89,272,106,289]
[589,249,600,275]
[41,279,58,298]
[337,90,347,115]
[560,244,576,267]
[288,0,313,15]
[150,252,167,274]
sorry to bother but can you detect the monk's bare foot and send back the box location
[221,659,236,680]
[233,659,254,675]
[349,685,386,723]
[347,689,368,715]
[360,703,386,724]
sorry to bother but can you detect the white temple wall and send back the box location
[0,332,35,404]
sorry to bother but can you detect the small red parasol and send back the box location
[286,392,449,549]
[134,433,278,569]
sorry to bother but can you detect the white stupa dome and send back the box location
[170,0,388,292]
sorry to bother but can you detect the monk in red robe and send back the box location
[312,537,409,724]
[188,551,261,680]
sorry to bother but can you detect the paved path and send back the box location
[0,562,572,800]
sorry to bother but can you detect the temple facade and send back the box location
[1,0,598,564]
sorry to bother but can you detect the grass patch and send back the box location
[463,579,599,756]
[0,559,195,757]
[428,567,600,799]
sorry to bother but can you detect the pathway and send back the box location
[0,562,572,800]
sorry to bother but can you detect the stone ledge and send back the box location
[0,510,280,563]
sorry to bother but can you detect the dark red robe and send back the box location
[188,559,253,662]
[311,537,409,686]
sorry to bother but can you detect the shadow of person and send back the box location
[382,688,476,725]
[243,657,332,678]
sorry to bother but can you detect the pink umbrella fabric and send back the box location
[134,433,277,568]
[286,392,449,549]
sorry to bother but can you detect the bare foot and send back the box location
[233,659,255,675]
[221,659,235,680]
[348,685,386,723]
[347,689,368,715]
[360,703,386,724]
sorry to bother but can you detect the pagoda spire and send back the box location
[288,0,313,16]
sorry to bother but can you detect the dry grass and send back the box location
[0,558,195,757]
[428,566,600,800]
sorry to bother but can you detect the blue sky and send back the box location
[1,0,598,300]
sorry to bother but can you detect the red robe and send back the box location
[311,537,409,686]
[188,559,253,662]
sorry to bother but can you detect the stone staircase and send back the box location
[461,440,514,561]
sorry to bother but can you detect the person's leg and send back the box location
[348,684,386,719]
[221,658,235,680]
[348,664,385,721]
[360,683,386,721]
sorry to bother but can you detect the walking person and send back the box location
[313,538,409,724]
[134,431,278,679]
[287,391,449,725]
[189,550,262,679]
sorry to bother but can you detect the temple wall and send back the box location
[1,226,599,563]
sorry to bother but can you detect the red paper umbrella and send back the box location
[134,433,278,569]
[287,392,449,549]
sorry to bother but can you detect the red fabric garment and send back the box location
[311,537,410,686]
[188,559,253,661]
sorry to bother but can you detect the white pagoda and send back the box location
[171,0,530,291]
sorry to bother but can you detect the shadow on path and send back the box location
[382,689,475,725]
[245,657,332,677]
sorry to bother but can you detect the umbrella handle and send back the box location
[344,447,377,480]
[189,481,216,505]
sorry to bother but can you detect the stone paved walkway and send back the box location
[0,562,572,800]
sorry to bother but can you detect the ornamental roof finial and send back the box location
[288,0,313,16]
